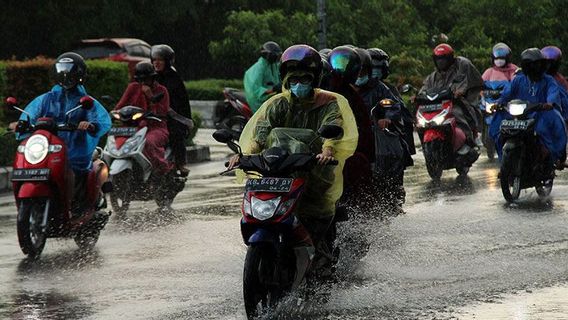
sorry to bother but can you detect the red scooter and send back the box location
[215,88,253,139]
[6,96,112,258]
[415,89,479,180]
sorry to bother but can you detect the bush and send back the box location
[0,62,6,124]
[0,128,17,166]
[187,111,202,146]
[0,57,129,122]
[185,79,243,100]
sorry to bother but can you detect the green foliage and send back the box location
[0,62,6,124]
[0,128,17,166]
[85,60,129,108]
[187,111,202,146]
[185,79,243,100]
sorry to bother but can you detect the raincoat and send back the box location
[481,64,518,125]
[115,82,173,173]
[420,56,484,136]
[491,72,567,161]
[18,85,111,173]
[243,57,280,113]
[239,83,358,218]
[549,73,568,120]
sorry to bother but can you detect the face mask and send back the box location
[435,58,452,71]
[355,75,369,87]
[494,59,506,67]
[371,68,383,80]
[290,83,312,98]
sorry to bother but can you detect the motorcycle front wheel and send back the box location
[500,156,522,202]
[110,170,132,216]
[17,199,48,258]
[243,245,280,319]
[423,142,443,180]
[536,179,553,197]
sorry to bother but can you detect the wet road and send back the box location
[1,130,568,319]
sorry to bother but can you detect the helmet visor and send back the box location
[55,62,79,89]
[492,48,509,58]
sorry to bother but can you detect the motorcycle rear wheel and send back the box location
[536,179,553,197]
[243,245,280,319]
[110,171,132,216]
[17,199,48,258]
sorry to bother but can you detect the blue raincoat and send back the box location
[490,73,567,161]
[17,85,111,173]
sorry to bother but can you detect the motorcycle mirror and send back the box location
[400,84,412,94]
[5,96,18,107]
[80,96,94,110]
[318,125,343,139]
[212,129,234,143]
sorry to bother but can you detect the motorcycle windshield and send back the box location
[265,128,321,154]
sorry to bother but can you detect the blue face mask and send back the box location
[372,68,383,80]
[355,75,369,87]
[290,83,312,98]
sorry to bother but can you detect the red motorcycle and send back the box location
[6,97,112,258]
[415,89,479,180]
[215,88,253,139]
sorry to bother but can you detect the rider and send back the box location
[243,41,282,113]
[491,48,567,166]
[541,46,568,120]
[9,52,111,211]
[419,43,484,148]
[482,43,518,83]
[328,46,375,192]
[115,62,174,175]
[151,44,193,176]
[230,44,358,273]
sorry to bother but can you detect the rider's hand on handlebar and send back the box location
[316,147,335,165]
[227,154,240,170]
[378,119,391,130]
[141,85,153,99]
[77,121,93,131]
[542,103,554,110]
[8,122,17,131]
[453,89,465,98]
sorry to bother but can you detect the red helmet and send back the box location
[433,44,454,57]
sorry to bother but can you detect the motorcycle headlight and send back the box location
[417,114,427,127]
[251,196,281,221]
[275,198,296,216]
[508,103,527,116]
[243,197,251,216]
[24,135,49,164]
[432,109,449,125]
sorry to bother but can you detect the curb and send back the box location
[0,167,12,193]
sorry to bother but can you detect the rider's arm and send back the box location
[85,100,112,138]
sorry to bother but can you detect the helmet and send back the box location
[492,42,512,65]
[319,48,332,59]
[521,48,547,81]
[541,46,563,75]
[329,46,361,85]
[320,54,332,89]
[541,46,562,61]
[368,48,390,80]
[54,52,86,90]
[261,41,282,63]
[134,61,157,81]
[279,44,322,87]
[433,44,454,57]
[354,47,372,75]
[151,44,175,66]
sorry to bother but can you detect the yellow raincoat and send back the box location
[238,83,358,218]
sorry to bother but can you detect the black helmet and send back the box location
[261,41,282,63]
[280,44,322,87]
[354,47,372,75]
[134,61,157,81]
[521,48,547,81]
[368,48,390,80]
[329,46,361,85]
[54,52,86,89]
[151,44,175,66]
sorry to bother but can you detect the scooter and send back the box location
[497,100,554,202]
[480,84,504,159]
[215,87,253,139]
[6,96,112,258]
[213,125,342,319]
[103,105,186,215]
[415,89,479,180]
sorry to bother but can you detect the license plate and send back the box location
[501,120,529,130]
[419,103,443,112]
[246,178,293,192]
[108,127,138,136]
[11,168,50,181]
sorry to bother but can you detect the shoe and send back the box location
[175,166,190,177]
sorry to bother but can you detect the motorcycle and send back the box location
[415,89,479,180]
[103,105,186,215]
[6,96,112,258]
[215,87,253,139]
[212,125,342,319]
[480,84,505,159]
[497,100,554,202]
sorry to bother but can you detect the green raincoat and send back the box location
[243,57,281,113]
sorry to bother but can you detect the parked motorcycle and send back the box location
[497,100,554,202]
[214,87,253,139]
[415,89,479,180]
[213,125,342,319]
[103,105,186,215]
[6,97,112,258]
[480,84,505,159]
